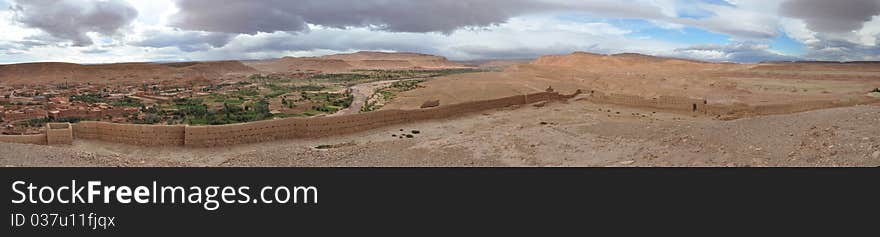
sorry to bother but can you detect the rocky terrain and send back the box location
[2,99,878,167]
[2,51,879,167]
[384,52,880,110]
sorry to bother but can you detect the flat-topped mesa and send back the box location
[530,51,709,68]
[246,51,468,73]
[0,61,257,85]
[320,51,446,61]
[327,51,467,69]
[246,57,355,73]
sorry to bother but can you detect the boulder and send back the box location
[420,100,440,108]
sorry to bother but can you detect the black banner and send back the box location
[2,168,878,236]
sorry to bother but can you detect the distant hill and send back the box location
[456,59,533,68]
[244,51,468,73]
[760,61,880,64]
[0,61,257,85]
[531,52,711,68]
[0,51,471,85]
[245,57,356,73]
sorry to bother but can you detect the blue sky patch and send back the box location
[769,31,806,56]
[674,0,735,19]
[616,19,730,45]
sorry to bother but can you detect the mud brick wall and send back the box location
[184,118,305,147]
[751,101,837,115]
[73,121,185,146]
[183,93,533,147]
[3,88,876,148]
[46,123,73,145]
[0,134,47,145]
[585,91,706,113]
[698,103,750,117]
[697,98,877,117]
[525,92,554,104]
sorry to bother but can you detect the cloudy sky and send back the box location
[1,0,879,64]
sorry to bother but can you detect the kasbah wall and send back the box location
[0,122,73,145]
[1,89,877,148]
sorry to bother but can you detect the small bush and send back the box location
[315,142,356,149]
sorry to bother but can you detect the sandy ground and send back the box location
[383,57,880,110]
[3,99,878,167]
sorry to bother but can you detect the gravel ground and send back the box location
[2,100,879,167]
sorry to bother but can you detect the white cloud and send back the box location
[1,0,880,63]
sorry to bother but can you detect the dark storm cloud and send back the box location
[170,0,549,34]
[9,0,138,46]
[0,37,54,54]
[227,31,439,55]
[80,48,109,54]
[674,43,799,63]
[133,30,236,52]
[802,37,880,61]
[780,0,880,33]
[452,44,600,60]
[0,42,26,52]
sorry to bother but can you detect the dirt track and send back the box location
[3,100,878,167]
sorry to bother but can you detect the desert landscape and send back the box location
[1,51,879,167]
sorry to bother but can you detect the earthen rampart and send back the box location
[0,134,46,145]
[1,88,877,148]
[183,93,531,147]
[46,123,73,145]
[583,90,706,113]
[72,122,185,146]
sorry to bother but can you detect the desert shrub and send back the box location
[281,98,295,108]
[361,101,380,113]
[302,110,319,117]
[18,117,52,127]
[233,88,259,97]
[111,96,143,107]
[310,73,370,82]
[390,80,424,91]
[315,145,334,149]
[379,91,395,100]
[55,117,83,123]
[331,94,354,108]
[70,93,105,103]
[265,84,291,98]
[315,142,355,149]
[291,85,326,92]
[133,113,161,124]
[872,88,880,93]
